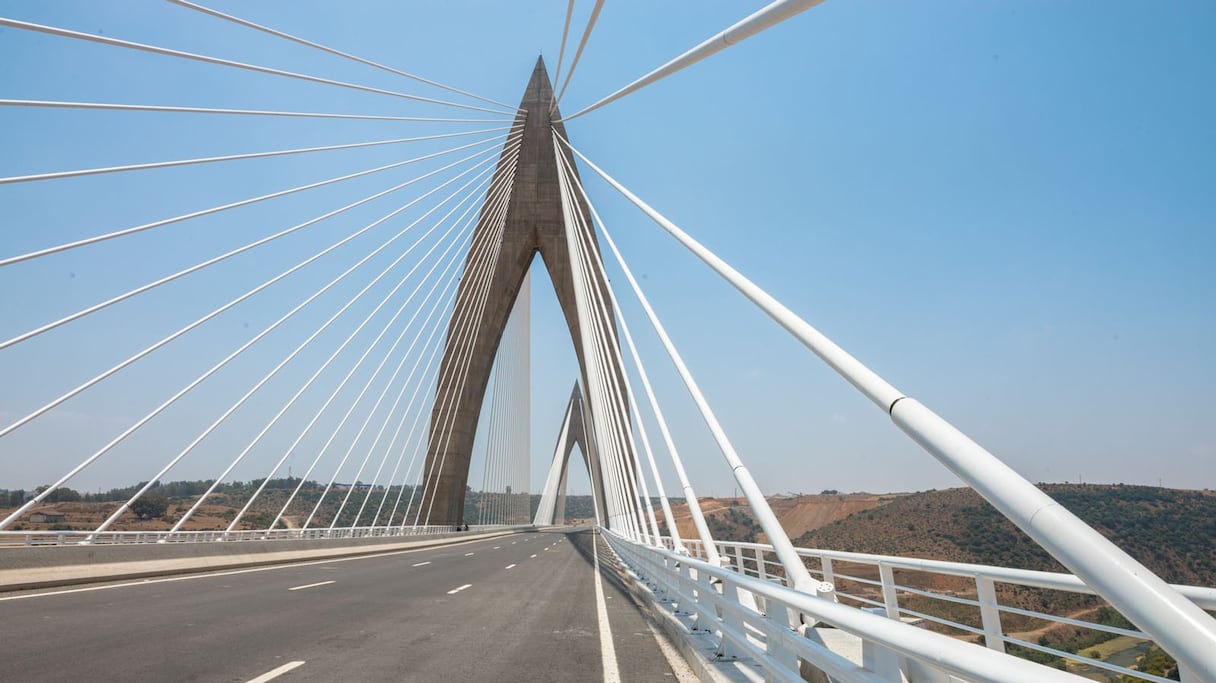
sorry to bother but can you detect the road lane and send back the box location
[0,528,677,682]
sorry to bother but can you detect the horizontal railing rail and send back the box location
[666,536,1214,681]
[0,524,522,547]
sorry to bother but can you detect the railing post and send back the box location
[715,579,745,659]
[878,563,899,619]
[976,576,1006,653]
[820,556,835,586]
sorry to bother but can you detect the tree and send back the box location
[130,494,168,520]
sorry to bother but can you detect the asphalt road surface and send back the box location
[0,528,682,682]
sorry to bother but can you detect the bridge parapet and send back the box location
[607,531,1215,683]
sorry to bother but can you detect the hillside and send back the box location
[793,484,1216,585]
[662,493,896,545]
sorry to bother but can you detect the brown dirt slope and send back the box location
[663,493,897,545]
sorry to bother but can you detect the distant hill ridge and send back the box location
[793,484,1216,585]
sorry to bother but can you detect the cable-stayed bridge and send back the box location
[2,2,1214,681]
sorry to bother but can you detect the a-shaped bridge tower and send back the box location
[417,58,625,526]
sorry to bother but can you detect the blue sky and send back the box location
[1,1,1213,501]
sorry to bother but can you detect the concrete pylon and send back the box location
[535,382,604,526]
[418,57,629,526]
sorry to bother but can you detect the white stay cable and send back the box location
[410,149,520,526]
[386,164,515,527]
[375,286,465,529]
[231,176,491,535]
[246,168,502,532]
[0,98,505,123]
[0,17,512,115]
[559,0,826,122]
[560,153,1216,672]
[103,201,466,536]
[497,275,530,525]
[563,152,809,572]
[551,0,605,113]
[168,0,519,112]
[554,150,687,549]
[553,140,632,534]
[481,308,509,525]
[0,126,507,186]
[323,175,511,530]
[366,283,460,529]
[347,238,487,529]
[156,164,499,533]
[270,238,466,532]
[414,154,519,527]
[0,154,502,531]
[561,168,663,543]
[0,132,508,267]
[0,143,506,445]
[515,271,531,524]
[477,351,497,526]
[505,273,530,525]
[558,146,653,539]
[282,143,521,530]
[0,138,507,352]
[562,152,823,590]
[486,314,513,525]
[557,160,649,539]
[390,176,515,529]
[551,0,577,98]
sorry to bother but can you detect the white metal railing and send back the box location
[0,524,518,547]
[617,533,1215,683]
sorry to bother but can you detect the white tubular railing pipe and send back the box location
[606,532,1087,683]
[565,142,1216,674]
[766,542,1216,610]
[560,0,827,122]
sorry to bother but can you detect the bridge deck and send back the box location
[0,528,681,682]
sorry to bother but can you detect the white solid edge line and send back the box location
[288,580,335,591]
[446,583,472,595]
[245,660,305,683]
[592,532,621,682]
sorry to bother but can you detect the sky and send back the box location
[1,1,1214,503]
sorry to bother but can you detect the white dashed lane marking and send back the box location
[505,564,516,570]
[412,561,431,567]
[446,584,472,595]
[288,581,334,592]
[245,661,305,683]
